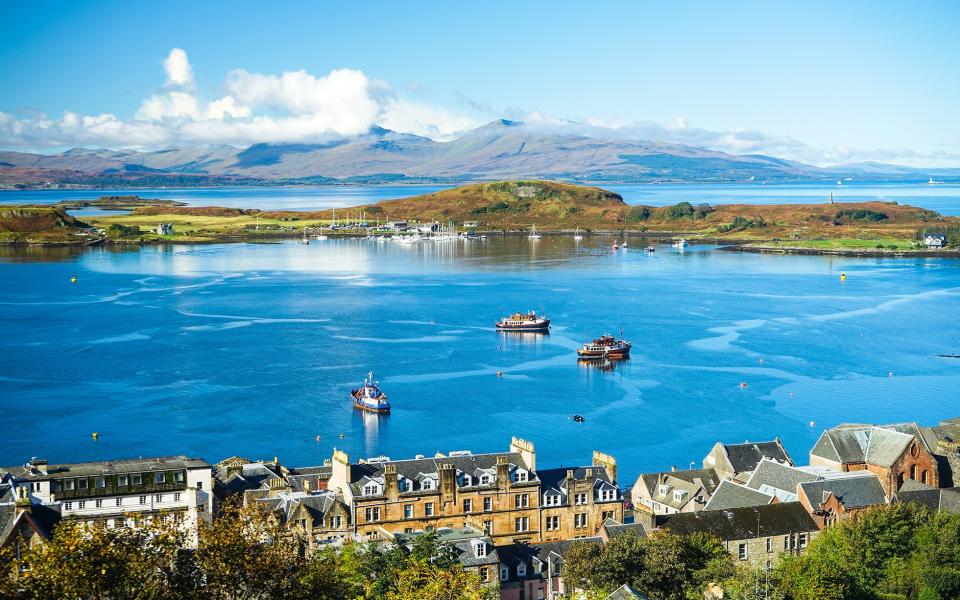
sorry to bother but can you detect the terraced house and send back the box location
[325,437,622,544]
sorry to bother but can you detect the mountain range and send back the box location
[1,119,958,188]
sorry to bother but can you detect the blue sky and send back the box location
[1,0,958,165]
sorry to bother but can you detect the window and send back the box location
[139,495,147,505]
[328,515,342,529]
[515,470,528,482]
[478,567,489,582]
[543,494,560,507]
[517,563,526,577]
[174,492,181,502]
[95,477,106,489]
[95,499,102,508]
[673,490,685,502]
[500,565,509,581]
[365,507,381,522]
[463,499,472,513]
[474,541,487,558]
[78,501,86,509]
[515,517,529,532]
[78,479,88,490]
[546,515,560,531]
[483,520,493,535]
[798,533,808,549]
[403,504,413,519]
[600,489,615,502]
[922,470,929,484]
[574,513,588,529]
[480,474,492,485]
[132,474,142,485]
[155,494,163,503]
[118,475,128,487]
[766,537,772,553]
[425,502,435,517]
[483,497,492,512]
[783,536,790,550]
[65,480,76,491]
[738,543,747,561]
[363,484,378,496]
[515,493,529,508]
[174,471,185,483]
[196,481,202,490]
[64,501,73,510]
[574,492,587,506]
[602,511,615,522]
[421,478,434,491]
[155,473,165,484]
[115,498,122,507]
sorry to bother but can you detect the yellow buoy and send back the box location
[92,432,99,440]
[70,275,78,284]
[338,432,345,440]
[840,272,847,281]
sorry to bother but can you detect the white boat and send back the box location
[673,239,688,248]
[528,224,542,240]
[836,180,842,186]
[300,227,310,245]
[573,227,583,241]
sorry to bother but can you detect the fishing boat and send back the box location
[576,334,631,360]
[351,371,390,414]
[528,224,542,240]
[495,310,550,332]
[573,227,583,241]
[673,238,688,248]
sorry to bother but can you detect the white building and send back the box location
[1,456,213,546]
[155,223,174,235]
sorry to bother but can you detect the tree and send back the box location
[387,561,488,600]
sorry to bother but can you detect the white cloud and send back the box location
[164,48,193,86]
[380,98,480,141]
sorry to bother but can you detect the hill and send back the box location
[0,205,91,244]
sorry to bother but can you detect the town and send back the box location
[3,416,959,599]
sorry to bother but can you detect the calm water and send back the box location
[4,182,960,215]
[2,237,959,485]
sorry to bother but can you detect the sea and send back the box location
[1,182,959,485]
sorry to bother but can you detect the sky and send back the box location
[0,0,958,166]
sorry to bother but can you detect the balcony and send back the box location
[55,481,187,501]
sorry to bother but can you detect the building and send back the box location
[928,418,960,486]
[599,518,647,542]
[658,502,819,569]
[703,439,793,482]
[396,526,501,588]
[796,473,888,527]
[0,456,213,547]
[257,490,352,549]
[463,221,479,228]
[325,437,622,544]
[809,423,939,495]
[923,234,946,248]
[498,537,601,600]
[0,483,59,554]
[894,484,960,514]
[631,468,719,515]
[703,479,775,510]
[743,458,823,502]
[155,223,174,235]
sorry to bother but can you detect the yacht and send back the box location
[573,227,583,241]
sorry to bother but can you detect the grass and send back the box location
[753,237,914,250]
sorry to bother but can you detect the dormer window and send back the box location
[421,479,434,491]
[515,470,528,483]
[517,563,527,577]
[500,565,509,581]
[480,474,492,485]
[472,540,487,558]
[673,490,686,503]
[363,484,380,496]
[658,484,671,496]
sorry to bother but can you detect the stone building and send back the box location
[631,468,719,516]
[257,490,352,549]
[325,437,622,544]
[809,423,939,496]
[0,483,60,554]
[703,439,793,482]
[796,473,888,527]
[395,527,502,588]
[498,537,601,600]
[929,418,960,487]
[703,479,775,510]
[658,502,819,569]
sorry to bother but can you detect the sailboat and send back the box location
[528,224,542,240]
[315,211,329,240]
[573,227,583,241]
[300,227,310,245]
[621,232,628,248]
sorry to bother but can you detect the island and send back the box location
[2,181,958,256]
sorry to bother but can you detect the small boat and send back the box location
[646,245,655,252]
[573,227,583,241]
[673,239,688,248]
[496,311,550,332]
[573,415,585,423]
[528,224,542,240]
[576,334,631,360]
[300,227,310,245]
[351,371,390,414]
[621,233,628,248]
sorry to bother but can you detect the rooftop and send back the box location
[659,502,818,540]
[1,456,210,481]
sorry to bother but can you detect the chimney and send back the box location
[439,463,457,501]
[671,465,677,472]
[496,456,510,489]
[31,458,48,475]
[303,479,311,492]
[14,486,31,516]
[384,464,399,501]
[510,437,536,472]
[329,449,351,502]
[592,450,618,484]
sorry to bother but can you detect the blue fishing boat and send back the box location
[351,371,390,414]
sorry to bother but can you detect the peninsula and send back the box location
[1,181,957,255]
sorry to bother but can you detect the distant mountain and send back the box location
[1,120,957,188]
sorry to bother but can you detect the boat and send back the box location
[351,371,390,414]
[673,239,688,248]
[300,227,310,245]
[646,245,655,252]
[621,233,628,248]
[573,227,583,241]
[573,415,585,423]
[528,224,542,240]
[576,334,631,360]
[495,310,550,332]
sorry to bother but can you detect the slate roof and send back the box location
[256,491,340,526]
[704,480,774,511]
[635,468,720,510]
[607,584,649,600]
[0,483,12,504]
[895,487,960,514]
[394,527,500,569]
[745,458,822,501]
[0,504,60,546]
[347,452,538,496]
[659,502,818,540]
[799,475,887,509]
[497,538,601,583]
[602,518,647,539]
[721,440,792,473]
[1,456,210,481]
[812,424,927,467]
[214,462,285,500]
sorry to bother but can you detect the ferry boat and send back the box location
[351,372,390,414]
[495,311,550,332]
[576,334,631,360]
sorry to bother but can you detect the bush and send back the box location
[106,223,141,237]
[627,206,652,222]
[667,202,695,219]
[835,209,889,222]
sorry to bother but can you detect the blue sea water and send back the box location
[3,181,960,215]
[1,236,959,485]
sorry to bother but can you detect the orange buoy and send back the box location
[809,421,815,428]
[739,382,748,389]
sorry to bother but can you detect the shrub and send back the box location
[627,206,652,222]
[667,202,695,219]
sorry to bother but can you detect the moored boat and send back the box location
[576,334,631,360]
[351,371,390,414]
[496,310,550,332]
[673,238,687,248]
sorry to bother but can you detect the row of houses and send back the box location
[3,418,960,598]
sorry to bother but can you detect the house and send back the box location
[928,418,960,486]
[606,584,649,600]
[385,221,408,230]
[599,518,647,542]
[257,490,351,549]
[631,468,719,515]
[658,502,819,569]
[703,439,793,482]
[397,527,501,588]
[0,456,213,547]
[743,458,822,502]
[893,484,960,514]
[497,537,601,600]
[797,473,888,527]
[809,423,939,496]
[0,483,60,554]
[703,479,775,510]
[463,221,479,228]
[325,437,622,544]
[155,223,174,235]
[923,234,946,248]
